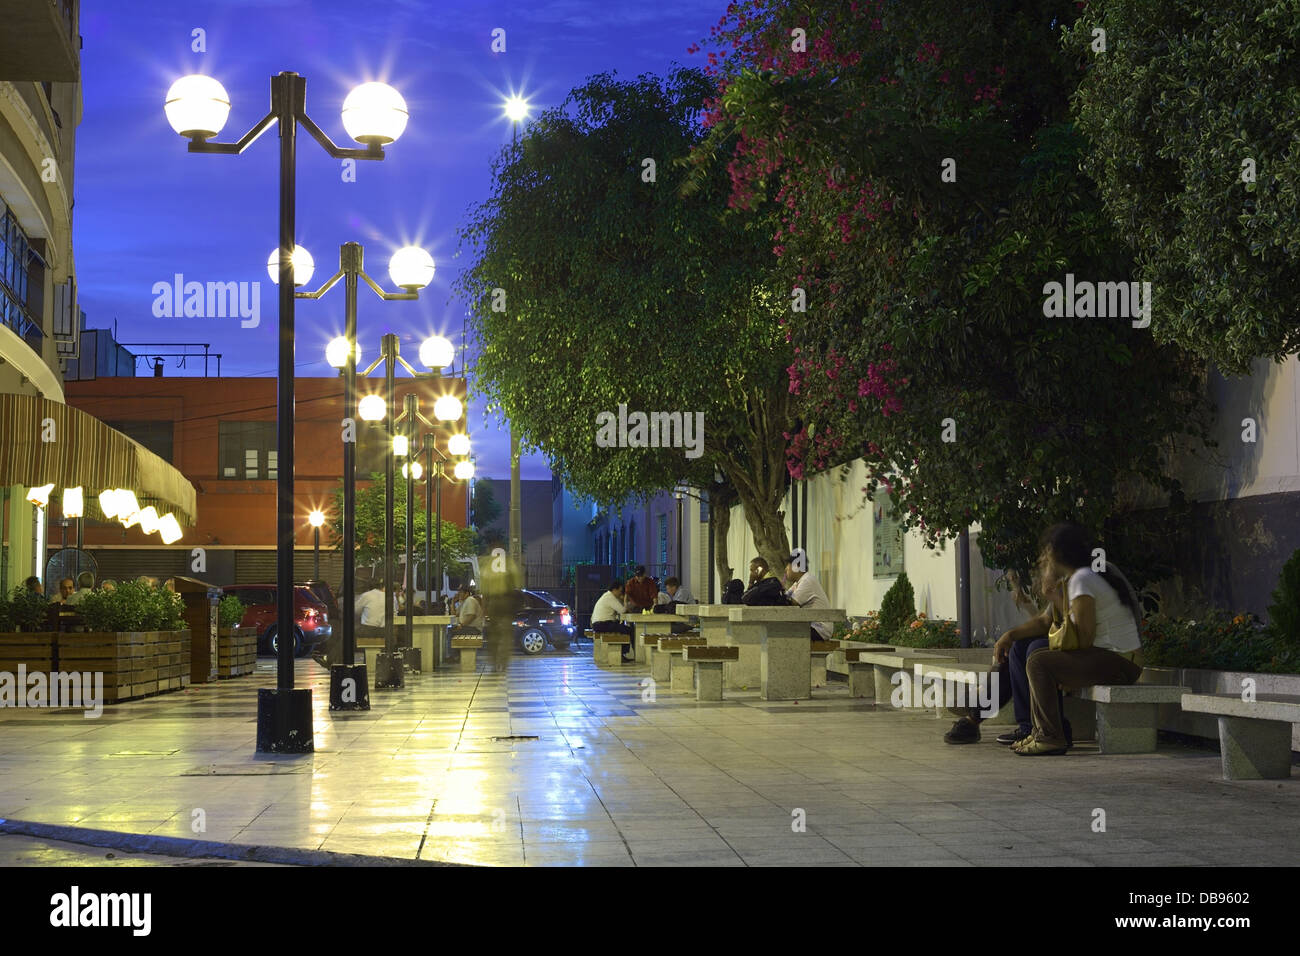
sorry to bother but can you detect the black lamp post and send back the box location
[166,71,408,752]
[313,242,435,708]
[308,509,324,581]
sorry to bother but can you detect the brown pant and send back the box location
[1026,646,1142,743]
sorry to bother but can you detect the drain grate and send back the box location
[489,735,539,742]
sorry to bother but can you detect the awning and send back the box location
[0,394,196,526]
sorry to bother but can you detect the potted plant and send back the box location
[216,595,256,678]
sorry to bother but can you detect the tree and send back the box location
[690,0,1211,576]
[330,473,476,575]
[1067,0,1300,373]
[456,69,796,570]
[471,477,503,530]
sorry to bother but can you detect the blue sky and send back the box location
[73,0,719,481]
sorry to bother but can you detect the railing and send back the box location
[0,284,42,353]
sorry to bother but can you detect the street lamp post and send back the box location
[318,243,434,706]
[308,509,325,581]
[503,96,529,588]
[166,71,408,753]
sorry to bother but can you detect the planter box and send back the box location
[216,626,257,678]
[1138,666,1300,752]
[56,630,191,704]
[0,632,58,685]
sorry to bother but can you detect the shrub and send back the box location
[878,572,915,637]
[1267,548,1300,653]
[218,595,247,630]
[891,612,962,649]
[80,581,185,633]
[837,610,885,643]
[8,587,49,631]
[1141,610,1299,674]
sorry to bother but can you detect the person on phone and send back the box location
[1011,523,1143,756]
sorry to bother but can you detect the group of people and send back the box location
[22,571,133,606]
[588,565,699,662]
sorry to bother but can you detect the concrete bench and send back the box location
[726,606,848,701]
[683,645,740,701]
[843,646,896,698]
[657,637,708,692]
[678,604,756,690]
[591,633,632,667]
[449,635,483,674]
[1181,693,1300,780]
[810,640,838,688]
[1075,684,1188,754]
[911,660,1003,718]
[630,615,688,664]
[855,650,958,707]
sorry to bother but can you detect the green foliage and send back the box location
[1066,0,1300,371]
[329,473,478,571]
[7,588,47,631]
[1267,548,1300,652]
[470,478,502,530]
[891,614,962,649]
[218,595,247,630]
[1141,611,1299,675]
[878,573,916,637]
[455,68,793,562]
[79,581,185,633]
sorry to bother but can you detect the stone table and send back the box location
[629,614,689,665]
[726,606,847,701]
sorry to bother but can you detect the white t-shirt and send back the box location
[356,588,396,627]
[1068,569,1140,652]
[591,590,626,624]
[787,573,833,640]
[457,595,483,628]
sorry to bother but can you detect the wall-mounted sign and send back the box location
[873,496,905,577]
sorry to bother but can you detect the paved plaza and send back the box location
[1,648,1297,867]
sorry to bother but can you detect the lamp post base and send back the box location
[374,652,405,688]
[399,646,422,673]
[255,688,314,753]
[328,664,371,710]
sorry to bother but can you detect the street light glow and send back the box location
[158,513,183,544]
[341,82,408,145]
[164,74,231,139]
[267,245,315,286]
[389,246,435,290]
[359,394,387,421]
[26,484,53,508]
[393,435,409,457]
[308,509,326,528]
[434,395,463,422]
[503,95,530,123]
[419,335,455,370]
[454,460,475,480]
[447,433,471,456]
[402,462,424,480]
[62,486,84,518]
[326,336,361,369]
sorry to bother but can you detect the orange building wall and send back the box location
[62,375,469,549]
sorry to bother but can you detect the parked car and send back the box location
[220,583,332,657]
[300,580,341,625]
[501,588,576,655]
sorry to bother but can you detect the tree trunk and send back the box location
[716,377,793,576]
[709,481,738,592]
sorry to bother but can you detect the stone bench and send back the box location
[656,637,708,692]
[1181,693,1300,780]
[911,660,1003,719]
[591,632,632,667]
[855,650,958,708]
[726,606,848,701]
[449,635,483,674]
[630,614,689,664]
[810,640,839,688]
[1075,684,1188,754]
[843,646,896,698]
[683,645,740,701]
[678,604,755,690]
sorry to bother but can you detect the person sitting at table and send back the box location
[783,558,833,641]
[623,566,658,614]
[741,557,790,605]
[23,576,43,596]
[591,581,636,662]
[356,577,397,639]
[67,572,96,606]
[657,576,694,610]
[51,577,76,604]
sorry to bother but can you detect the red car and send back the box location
[221,584,332,657]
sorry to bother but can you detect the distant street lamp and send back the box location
[167,69,408,753]
[308,509,325,581]
[312,239,438,699]
[503,95,530,587]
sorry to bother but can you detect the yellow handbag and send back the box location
[1047,592,1080,651]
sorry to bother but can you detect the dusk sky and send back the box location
[73,0,719,482]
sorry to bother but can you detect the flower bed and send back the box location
[1141,610,1299,675]
[836,611,961,648]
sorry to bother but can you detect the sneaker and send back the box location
[996,728,1031,746]
[943,717,980,744]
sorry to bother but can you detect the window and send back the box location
[105,421,173,463]
[0,200,38,342]
[658,515,668,569]
[219,421,277,479]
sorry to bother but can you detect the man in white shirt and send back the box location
[356,579,398,636]
[784,558,833,641]
[591,581,635,662]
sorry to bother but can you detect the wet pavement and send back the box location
[0,646,1296,866]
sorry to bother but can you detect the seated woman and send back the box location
[1013,522,1144,756]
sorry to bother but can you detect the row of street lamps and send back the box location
[165,70,527,752]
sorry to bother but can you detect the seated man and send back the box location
[51,577,76,605]
[623,566,658,614]
[783,558,833,642]
[356,578,396,639]
[740,557,789,605]
[591,580,635,662]
[446,585,484,659]
[66,571,96,606]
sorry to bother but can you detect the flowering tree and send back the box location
[690,0,1211,577]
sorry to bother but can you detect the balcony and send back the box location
[0,0,79,82]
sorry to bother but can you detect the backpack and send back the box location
[741,576,793,607]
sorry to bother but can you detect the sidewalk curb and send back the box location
[0,818,463,867]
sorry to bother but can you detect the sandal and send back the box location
[1014,737,1069,756]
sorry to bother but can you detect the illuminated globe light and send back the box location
[358,394,387,422]
[503,95,530,123]
[62,486,84,518]
[341,82,408,145]
[453,460,475,481]
[308,509,326,528]
[402,462,423,480]
[266,245,315,286]
[447,433,470,456]
[164,74,231,139]
[26,484,53,508]
[326,336,362,369]
[99,488,121,519]
[115,490,140,526]
[158,514,183,545]
[433,395,463,422]
[392,435,409,457]
[136,506,161,535]
[419,335,454,370]
[389,247,435,291]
